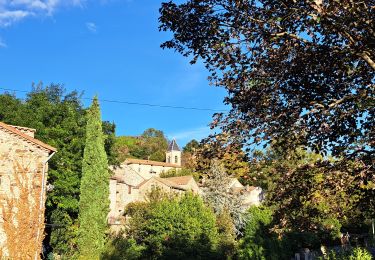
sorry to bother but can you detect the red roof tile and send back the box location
[165,175,194,185]
[0,122,56,152]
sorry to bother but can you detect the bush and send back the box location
[238,206,282,260]
[102,235,145,260]
[126,191,220,259]
[319,247,373,260]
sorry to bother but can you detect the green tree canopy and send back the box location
[0,84,116,256]
[159,0,374,159]
[125,190,220,259]
[183,139,200,153]
[114,128,168,163]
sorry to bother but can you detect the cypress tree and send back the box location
[77,97,109,259]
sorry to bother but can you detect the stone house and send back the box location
[0,122,56,258]
[108,140,201,226]
[228,178,264,207]
[108,139,263,228]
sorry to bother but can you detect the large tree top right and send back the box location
[159,0,374,159]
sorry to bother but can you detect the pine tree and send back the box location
[77,97,109,259]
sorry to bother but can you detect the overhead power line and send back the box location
[0,87,228,112]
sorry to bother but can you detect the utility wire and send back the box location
[0,87,228,112]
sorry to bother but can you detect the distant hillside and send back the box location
[114,128,168,163]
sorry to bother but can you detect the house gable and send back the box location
[0,122,56,153]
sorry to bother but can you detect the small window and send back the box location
[128,186,132,194]
[167,156,171,163]
[175,156,178,163]
[138,167,141,172]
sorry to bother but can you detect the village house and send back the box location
[227,178,264,207]
[0,122,56,258]
[108,140,200,226]
[108,139,263,228]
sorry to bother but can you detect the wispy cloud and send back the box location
[86,22,97,33]
[0,9,31,27]
[0,37,7,48]
[0,0,85,27]
[167,126,214,145]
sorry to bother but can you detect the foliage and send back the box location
[125,190,220,259]
[102,235,145,260]
[193,133,250,179]
[102,121,118,166]
[203,160,246,234]
[159,0,374,159]
[49,209,78,257]
[216,209,238,259]
[319,247,373,260]
[183,139,200,153]
[239,206,282,260]
[159,167,199,181]
[114,128,168,162]
[113,136,138,162]
[77,97,110,259]
[160,1,375,253]
[0,84,116,256]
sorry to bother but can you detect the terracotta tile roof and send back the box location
[0,122,56,152]
[246,186,257,192]
[135,177,186,191]
[165,175,194,185]
[124,158,181,168]
[8,125,36,133]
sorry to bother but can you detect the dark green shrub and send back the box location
[238,206,282,260]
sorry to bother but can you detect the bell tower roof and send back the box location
[167,139,181,152]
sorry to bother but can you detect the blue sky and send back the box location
[0,0,228,147]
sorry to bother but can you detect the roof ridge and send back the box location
[124,158,181,168]
[167,139,181,152]
[0,122,56,152]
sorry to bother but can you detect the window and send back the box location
[175,156,178,163]
[149,167,156,174]
[138,167,141,172]
[128,186,132,194]
[167,156,171,163]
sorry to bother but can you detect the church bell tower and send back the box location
[166,139,181,166]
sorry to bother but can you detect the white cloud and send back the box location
[0,9,31,26]
[0,0,86,27]
[86,21,97,33]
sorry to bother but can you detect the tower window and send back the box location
[175,156,178,163]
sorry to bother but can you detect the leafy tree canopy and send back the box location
[114,128,168,163]
[0,84,116,256]
[125,190,220,259]
[159,0,374,159]
[183,139,200,153]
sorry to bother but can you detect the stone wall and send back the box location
[166,150,181,166]
[127,163,177,179]
[0,127,50,257]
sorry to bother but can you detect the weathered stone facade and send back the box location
[0,122,56,259]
